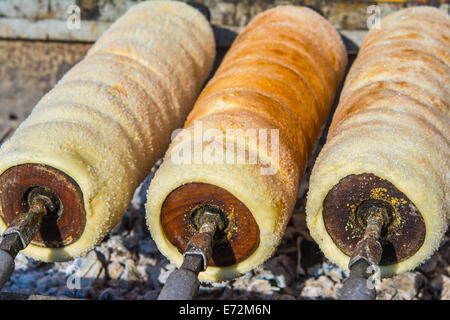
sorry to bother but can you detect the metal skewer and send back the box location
[158,210,224,300]
[0,188,58,289]
[339,204,390,300]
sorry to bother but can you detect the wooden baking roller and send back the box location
[146,5,347,282]
[306,6,449,277]
[0,0,215,262]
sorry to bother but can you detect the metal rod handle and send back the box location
[339,206,386,300]
[0,193,50,290]
[157,211,222,300]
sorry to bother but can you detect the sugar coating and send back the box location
[306,6,450,277]
[0,1,215,262]
[93,20,210,80]
[146,6,347,282]
[88,38,197,121]
[75,52,179,127]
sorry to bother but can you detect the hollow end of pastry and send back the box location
[160,182,260,267]
[0,163,86,249]
[322,173,426,266]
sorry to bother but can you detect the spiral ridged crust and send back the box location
[306,7,449,276]
[0,1,215,261]
[146,6,347,282]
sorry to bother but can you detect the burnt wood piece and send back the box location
[0,164,86,248]
[161,182,260,267]
[323,173,425,265]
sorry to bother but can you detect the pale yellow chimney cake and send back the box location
[306,6,449,277]
[0,1,215,261]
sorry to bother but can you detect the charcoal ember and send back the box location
[392,272,426,300]
[265,254,296,288]
[136,264,149,283]
[94,243,111,262]
[149,268,163,290]
[439,245,450,268]
[299,239,324,276]
[9,271,39,290]
[198,286,226,299]
[110,212,132,236]
[140,289,159,300]
[126,287,145,299]
[138,239,159,256]
[98,287,117,300]
[136,257,158,286]
[276,294,296,300]
[46,287,59,296]
[131,176,152,210]
[429,275,444,292]
[291,210,312,242]
[59,288,77,298]
[75,287,96,299]
[296,238,306,276]
[36,274,64,292]
[108,237,134,263]
[123,235,139,251]
[149,261,175,289]
[128,209,147,239]
[418,253,440,274]
[217,286,232,300]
